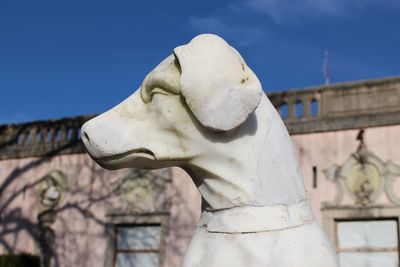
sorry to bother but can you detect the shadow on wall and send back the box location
[0,142,198,267]
[0,143,113,267]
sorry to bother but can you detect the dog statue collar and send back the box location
[198,199,314,234]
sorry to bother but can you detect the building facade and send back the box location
[1,76,400,267]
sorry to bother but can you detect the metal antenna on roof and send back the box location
[323,50,330,85]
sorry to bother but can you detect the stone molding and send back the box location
[321,205,400,246]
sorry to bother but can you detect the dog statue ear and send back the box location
[173,34,263,131]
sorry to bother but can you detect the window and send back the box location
[310,99,318,117]
[295,101,303,118]
[279,102,288,119]
[336,219,399,267]
[114,224,162,267]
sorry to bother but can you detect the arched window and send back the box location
[279,102,288,119]
[67,128,74,140]
[295,101,303,118]
[311,99,318,117]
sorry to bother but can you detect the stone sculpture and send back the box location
[81,34,339,267]
[323,139,400,207]
[37,170,67,267]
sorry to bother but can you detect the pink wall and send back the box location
[0,124,399,266]
[0,154,127,266]
[0,154,200,267]
[292,124,400,223]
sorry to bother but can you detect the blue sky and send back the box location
[1,0,399,124]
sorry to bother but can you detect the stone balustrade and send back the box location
[0,115,94,160]
[1,76,400,160]
[269,76,400,134]
[269,89,321,120]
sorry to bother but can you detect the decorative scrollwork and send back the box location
[323,144,400,207]
[383,162,400,205]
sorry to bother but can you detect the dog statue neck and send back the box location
[184,95,307,211]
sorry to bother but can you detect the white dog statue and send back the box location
[82,34,339,267]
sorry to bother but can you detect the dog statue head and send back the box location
[82,34,306,209]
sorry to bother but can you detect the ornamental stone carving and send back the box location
[37,170,67,267]
[110,169,171,213]
[323,143,400,207]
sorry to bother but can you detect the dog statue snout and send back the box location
[81,115,120,159]
[81,116,122,161]
[81,121,102,159]
[81,128,90,146]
